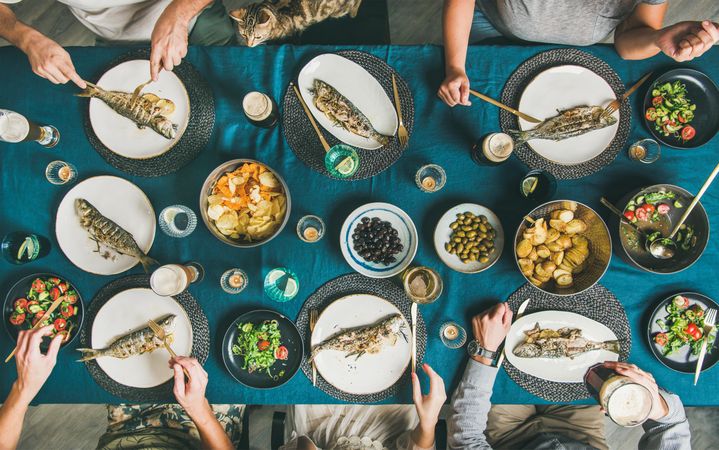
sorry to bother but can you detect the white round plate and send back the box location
[340,202,417,278]
[433,203,504,274]
[297,53,397,150]
[89,59,190,159]
[55,176,156,275]
[518,65,620,165]
[311,294,411,395]
[505,311,619,383]
[91,288,193,389]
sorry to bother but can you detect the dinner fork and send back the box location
[694,308,716,385]
[148,319,191,381]
[391,74,409,147]
[604,72,653,117]
[309,309,318,386]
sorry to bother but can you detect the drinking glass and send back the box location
[159,205,197,238]
[0,109,59,147]
[402,266,443,304]
[220,268,248,294]
[45,161,77,185]
[628,138,660,164]
[1,232,50,264]
[325,144,359,178]
[519,169,557,202]
[297,215,325,243]
[415,164,447,193]
[264,267,299,302]
[150,262,204,296]
[439,321,467,349]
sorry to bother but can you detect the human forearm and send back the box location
[0,6,37,52]
[638,390,691,450]
[447,359,497,449]
[0,383,31,450]
[442,0,474,72]
[614,26,662,60]
[410,423,436,449]
[188,403,233,450]
[167,0,213,25]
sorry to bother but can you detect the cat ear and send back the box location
[229,8,247,23]
[257,7,273,25]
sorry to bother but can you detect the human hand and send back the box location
[412,363,446,432]
[438,67,471,107]
[171,356,212,421]
[150,3,190,81]
[22,32,86,88]
[603,361,669,421]
[471,303,513,354]
[656,20,719,62]
[14,325,63,404]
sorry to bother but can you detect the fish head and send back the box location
[513,343,543,358]
[75,198,91,214]
[385,314,406,334]
[158,314,177,333]
[598,109,618,127]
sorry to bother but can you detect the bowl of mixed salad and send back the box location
[643,68,719,149]
[3,273,83,347]
[647,293,718,373]
[221,309,302,389]
[617,184,709,274]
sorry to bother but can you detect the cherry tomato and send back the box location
[9,312,26,326]
[678,115,687,123]
[60,304,75,318]
[48,277,61,284]
[275,345,288,360]
[654,332,668,346]
[26,300,39,309]
[257,340,270,351]
[684,323,702,340]
[57,282,68,294]
[49,287,61,301]
[14,298,28,312]
[53,318,67,332]
[657,204,671,215]
[674,295,690,309]
[652,96,663,107]
[65,293,78,304]
[642,204,656,215]
[681,126,696,141]
[635,208,648,221]
[645,108,657,121]
[623,210,635,221]
[31,278,46,292]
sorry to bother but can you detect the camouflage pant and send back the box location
[97,404,244,450]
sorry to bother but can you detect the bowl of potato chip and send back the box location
[200,159,290,247]
[514,200,611,296]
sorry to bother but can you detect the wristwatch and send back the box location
[467,340,497,360]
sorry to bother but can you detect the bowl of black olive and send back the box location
[340,202,418,278]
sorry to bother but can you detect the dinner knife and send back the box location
[496,298,530,368]
[5,295,67,363]
[411,302,418,373]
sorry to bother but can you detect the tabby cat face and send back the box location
[230,5,277,47]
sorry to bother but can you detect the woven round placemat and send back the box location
[79,274,210,402]
[282,50,414,180]
[504,282,631,402]
[296,273,426,402]
[499,48,631,179]
[82,48,215,177]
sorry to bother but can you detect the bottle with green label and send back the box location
[1,232,51,264]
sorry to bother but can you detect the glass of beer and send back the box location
[471,133,514,166]
[0,109,59,148]
[242,92,279,128]
[584,363,654,427]
[150,262,204,296]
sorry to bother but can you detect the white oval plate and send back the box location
[518,65,620,165]
[311,294,411,395]
[297,53,397,149]
[340,202,417,278]
[91,288,193,389]
[505,310,619,383]
[434,203,504,274]
[55,176,155,275]
[89,59,190,159]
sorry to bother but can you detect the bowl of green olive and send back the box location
[433,203,504,274]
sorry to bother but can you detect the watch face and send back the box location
[467,340,479,355]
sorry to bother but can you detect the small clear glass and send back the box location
[264,267,299,302]
[325,144,360,178]
[402,266,443,304]
[520,169,557,202]
[297,215,325,243]
[45,160,77,185]
[220,268,248,294]
[628,138,661,164]
[159,205,197,238]
[440,321,467,349]
[415,164,446,193]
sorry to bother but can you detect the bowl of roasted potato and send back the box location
[514,200,611,296]
[200,159,291,248]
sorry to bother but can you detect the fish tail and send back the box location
[75,82,100,98]
[508,129,530,145]
[76,348,103,362]
[602,340,621,354]
[139,255,159,273]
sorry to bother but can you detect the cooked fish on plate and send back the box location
[510,105,616,145]
[513,323,620,359]
[78,314,175,362]
[309,313,406,362]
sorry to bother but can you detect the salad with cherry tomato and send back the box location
[8,276,79,343]
[654,295,716,356]
[645,81,697,142]
[232,320,287,379]
[623,190,697,252]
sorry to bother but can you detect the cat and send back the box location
[230,0,364,47]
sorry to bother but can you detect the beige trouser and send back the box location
[486,405,608,450]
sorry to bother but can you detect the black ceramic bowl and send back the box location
[642,68,719,149]
[222,309,303,389]
[615,184,709,274]
[3,273,84,348]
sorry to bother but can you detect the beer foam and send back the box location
[607,383,652,427]
[242,92,271,120]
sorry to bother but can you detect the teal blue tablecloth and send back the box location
[0,44,718,406]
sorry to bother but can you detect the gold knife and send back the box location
[411,302,418,373]
[469,89,541,123]
[496,298,531,368]
[5,295,67,363]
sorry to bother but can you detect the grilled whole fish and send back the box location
[75,198,157,272]
[510,106,617,145]
[513,323,620,359]
[76,81,178,139]
[76,314,176,362]
[311,79,391,146]
[309,314,407,362]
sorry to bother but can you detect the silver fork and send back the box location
[391,74,409,147]
[694,308,716,385]
[310,309,318,386]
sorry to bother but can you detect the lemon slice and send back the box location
[156,99,175,115]
[335,156,356,176]
[16,236,34,261]
[283,277,299,297]
[521,176,539,196]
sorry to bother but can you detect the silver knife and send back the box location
[411,302,418,373]
[496,298,531,367]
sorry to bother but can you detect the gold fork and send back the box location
[604,72,653,117]
[391,74,409,147]
[309,309,318,386]
[148,319,191,381]
[130,79,153,105]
